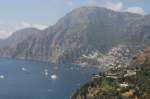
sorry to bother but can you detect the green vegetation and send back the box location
[99,78,115,91]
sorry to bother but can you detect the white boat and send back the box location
[21,67,27,71]
[0,75,5,79]
[51,74,57,80]
[44,69,49,77]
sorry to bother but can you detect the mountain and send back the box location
[126,15,150,46]
[0,28,42,58]
[46,7,144,63]
[0,28,41,47]
[0,6,149,63]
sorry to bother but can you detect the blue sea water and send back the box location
[0,58,98,99]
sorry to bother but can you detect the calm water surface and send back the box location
[0,58,98,99]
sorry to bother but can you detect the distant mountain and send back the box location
[0,28,41,47]
[0,28,42,58]
[0,6,149,63]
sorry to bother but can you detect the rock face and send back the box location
[126,15,150,47]
[0,28,43,58]
[0,6,149,63]
[71,48,150,99]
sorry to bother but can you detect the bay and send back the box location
[0,58,98,99]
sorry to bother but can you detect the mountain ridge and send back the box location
[0,6,149,64]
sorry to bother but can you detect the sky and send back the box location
[0,0,150,38]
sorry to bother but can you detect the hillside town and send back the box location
[71,48,150,99]
[78,45,130,70]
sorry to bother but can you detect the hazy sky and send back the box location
[0,0,150,38]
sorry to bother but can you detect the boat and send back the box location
[51,74,57,80]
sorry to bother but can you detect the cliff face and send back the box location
[0,6,149,64]
[71,48,150,99]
